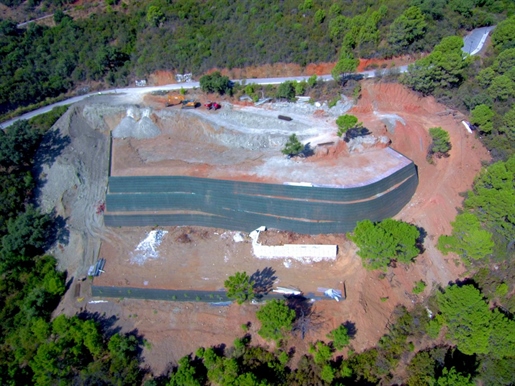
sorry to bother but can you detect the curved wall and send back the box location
[104,159,418,234]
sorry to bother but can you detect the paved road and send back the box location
[463,26,495,55]
[0,26,493,129]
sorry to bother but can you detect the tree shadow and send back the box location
[416,225,427,254]
[251,267,277,296]
[344,127,371,142]
[301,142,315,158]
[46,212,70,248]
[77,310,122,338]
[342,321,357,339]
[34,129,71,171]
[288,296,325,340]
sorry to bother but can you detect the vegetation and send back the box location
[412,280,427,294]
[349,219,421,270]
[224,271,255,304]
[428,127,451,157]
[199,71,231,95]
[256,299,295,343]
[336,114,361,136]
[326,324,351,350]
[281,133,304,157]
[2,2,515,385]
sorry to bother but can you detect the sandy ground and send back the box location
[44,80,489,376]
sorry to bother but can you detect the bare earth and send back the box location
[47,80,489,376]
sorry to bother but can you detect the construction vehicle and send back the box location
[205,101,221,110]
[181,100,198,109]
[166,94,185,106]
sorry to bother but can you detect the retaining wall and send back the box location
[104,155,418,234]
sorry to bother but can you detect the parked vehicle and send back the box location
[205,101,221,110]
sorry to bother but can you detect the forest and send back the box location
[1,0,515,384]
[0,0,513,116]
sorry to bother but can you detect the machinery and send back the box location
[166,94,185,106]
[181,100,198,109]
[205,101,221,110]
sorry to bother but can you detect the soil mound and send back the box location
[112,108,160,139]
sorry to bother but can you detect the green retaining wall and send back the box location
[104,159,418,234]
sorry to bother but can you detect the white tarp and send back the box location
[131,230,168,265]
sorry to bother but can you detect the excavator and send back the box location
[166,94,185,106]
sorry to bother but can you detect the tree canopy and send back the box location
[224,271,255,304]
[256,299,295,343]
[336,114,360,136]
[281,134,304,157]
[428,127,451,155]
[349,219,420,270]
[437,285,492,355]
[199,71,231,95]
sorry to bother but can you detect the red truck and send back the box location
[205,102,221,110]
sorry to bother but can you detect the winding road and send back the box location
[0,27,494,129]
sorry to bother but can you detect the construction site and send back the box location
[39,81,490,373]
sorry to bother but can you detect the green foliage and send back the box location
[437,285,491,355]
[281,134,304,156]
[256,299,295,343]
[331,49,359,82]
[437,367,474,386]
[470,104,494,133]
[309,341,332,365]
[168,355,204,386]
[437,213,494,262]
[146,5,165,27]
[491,16,515,52]
[336,114,360,136]
[0,120,41,169]
[224,271,255,304]
[276,81,296,100]
[387,6,427,55]
[412,280,427,294]
[326,324,350,350]
[464,156,515,244]
[1,205,53,270]
[28,105,68,133]
[487,74,515,101]
[349,219,421,270]
[402,36,471,95]
[501,106,515,141]
[428,127,451,155]
[199,71,231,95]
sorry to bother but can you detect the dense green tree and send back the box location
[437,285,491,355]
[488,309,515,358]
[387,6,427,54]
[487,75,515,101]
[464,155,515,243]
[470,104,494,133]
[326,324,350,350]
[146,5,165,27]
[0,120,41,169]
[491,16,515,52]
[501,106,515,141]
[224,271,255,304]
[168,356,205,386]
[428,127,451,155]
[350,219,420,270]
[256,299,295,343]
[331,49,359,82]
[281,134,304,157]
[276,81,296,100]
[1,205,53,262]
[437,367,474,386]
[402,36,471,94]
[199,71,231,95]
[437,213,494,262]
[336,114,360,136]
